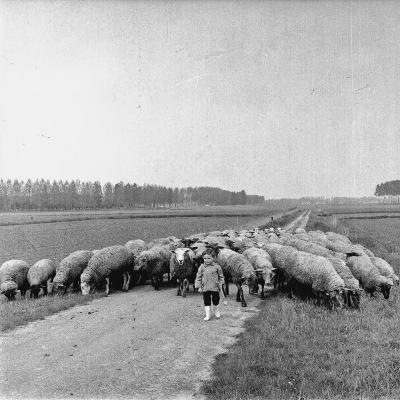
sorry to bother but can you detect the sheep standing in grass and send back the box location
[347,255,393,299]
[0,260,30,301]
[370,256,399,286]
[325,256,361,309]
[135,246,172,290]
[263,243,345,309]
[27,259,57,298]
[81,246,134,295]
[279,236,360,307]
[217,248,257,307]
[170,248,196,297]
[53,250,93,294]
[242,247,276,298]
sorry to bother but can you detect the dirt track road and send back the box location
[283,210,310,233]
[1,210,309,400]
[1,284,260,400]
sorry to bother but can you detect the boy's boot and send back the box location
[204,306,211,321]
[214,305,221,319]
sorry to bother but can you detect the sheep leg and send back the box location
[260,279,265,299]
[224,273,230,295]
[105,277,110,296]
[177,279,182,296]
[153,275,161,291]
[42,284,48,296]
[47,278,54,296]
[236,288,241,302]
[236,283,247,307]
[122,271,130,291]
[182,279,189,298]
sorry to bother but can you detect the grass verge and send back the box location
[202,290,400,400]
[0,292,103,332]
[202,211,400,399]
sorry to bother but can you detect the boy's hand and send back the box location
[197,288,203,293]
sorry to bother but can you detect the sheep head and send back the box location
[81,281,94,296]
[378,277,393,299]
[325,289,344,310]
[1,281,18,300]
[172,248,191,266]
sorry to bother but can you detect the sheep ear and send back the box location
[254,269,264,272]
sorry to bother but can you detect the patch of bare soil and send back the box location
[0,284,260,400]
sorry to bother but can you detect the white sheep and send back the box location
[217,248,257,307]
[80,246,134,295]
[242,247,276,298]
[263,243,345,309]
[53,250,93,294]
[347,255,393,299]
[27,259,57,298]
[170,247,196,297]
[370,256,399,286]
[0,260,30,301]
[135,246,172,290]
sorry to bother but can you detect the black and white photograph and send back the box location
[1,1,400,399]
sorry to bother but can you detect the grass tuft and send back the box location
[0,292,103,332]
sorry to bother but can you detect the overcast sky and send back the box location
[1,0,399,199]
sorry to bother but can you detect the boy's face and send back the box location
[203,254,214,265]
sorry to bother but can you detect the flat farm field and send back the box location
[0,213,274,265]
[0,205,279,226]
[317,203,400,216]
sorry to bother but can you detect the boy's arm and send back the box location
[217,264,225,288]
[194,265,203,289]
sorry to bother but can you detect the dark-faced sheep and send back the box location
[217,248,257,307]
[0,260,30,301]
[135,246,172,290]
[347,255,393,299]
[242,247,276,298]
[80,246,134,295]
[27,259,57,298]
[53,250,93,294]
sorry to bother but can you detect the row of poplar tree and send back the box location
[0,179,265,211]
[375,180,400,196]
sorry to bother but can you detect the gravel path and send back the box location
[283,210,311,233]
[1,284,260,399]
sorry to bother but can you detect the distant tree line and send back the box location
[375,180,400,203]
[375,180,400,196]
[0,179,265,211]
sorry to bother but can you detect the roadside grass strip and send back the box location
[202,212,400,400]
[0,292,102,332]
[202,291,400,400]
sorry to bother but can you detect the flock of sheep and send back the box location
[0,222,398,310]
